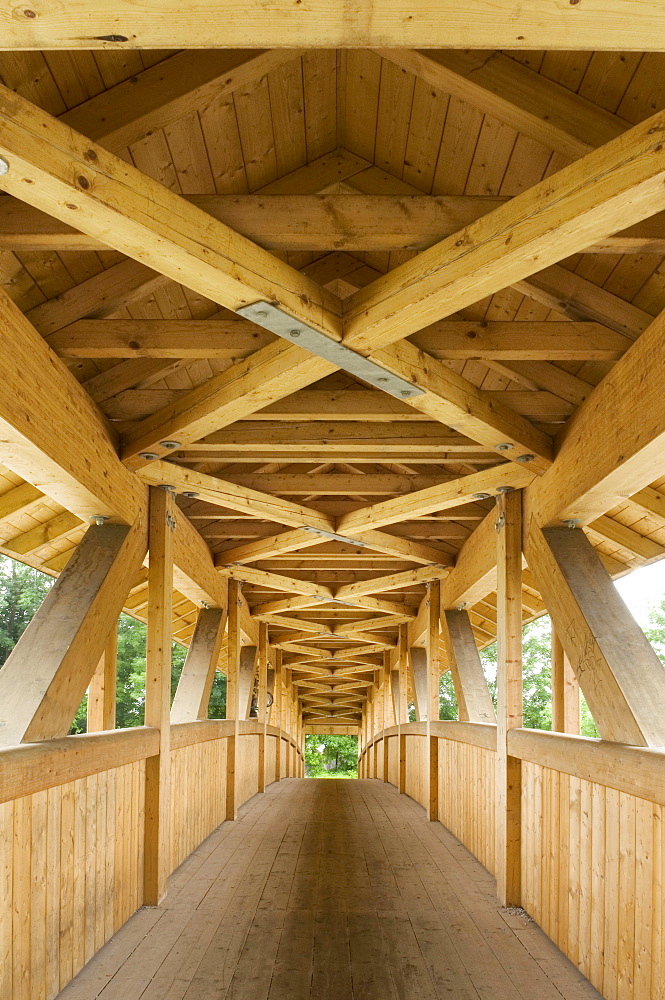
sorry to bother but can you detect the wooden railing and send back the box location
[0,722,303,1000]
[360,721,665,1000]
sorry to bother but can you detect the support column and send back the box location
[441,609,496,723]
[170,604,226,723]
[225,578,241,820]
[274,649,282,782]
[144,487,175,906]
[382,651,390,783]
[257,622,268,793]
[87,625,118,732]
[495,490,523,908]
[397,624,408,793]
[426,580,440,822]
[551,627,580,734]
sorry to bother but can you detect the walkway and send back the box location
[57,779,602,1000]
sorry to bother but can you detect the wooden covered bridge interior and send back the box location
[1,5,665,998]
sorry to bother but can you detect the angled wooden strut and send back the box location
[0,520,147,746]
[441,610,495,724]
[171,606,228,723]
[526,525,665,748]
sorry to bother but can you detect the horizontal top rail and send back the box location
[508,727,665,806]
[0,726,159,804]
[363,720,497,753]
[0,722,303,803]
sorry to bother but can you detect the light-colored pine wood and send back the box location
[143,486,174,906]
[442,609,496,724]
[171,606,227,723]
[0,521,146,745]
[87,627,118,732]
[495,489,523,907]
[551,629,580,735]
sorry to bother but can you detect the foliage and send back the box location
[0,557,53,664]
[305,734,358,777]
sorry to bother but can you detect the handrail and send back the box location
[362,720,497,754]
[0,722,303,803]
[0,726,159,803]
[508,727,665,806]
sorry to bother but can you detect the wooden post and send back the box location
[495,489,523,908]
[257,622,268,793]
[87,625,117,732]
[274,649,282,782]
[551,627,580,734]
[226,578,241,820]
[382,651,390,783]
[427,581,440,822]
[398,624,408,793]
[143,486,175,906]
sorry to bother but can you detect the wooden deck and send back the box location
[57,778,602,1000]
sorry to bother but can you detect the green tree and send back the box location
[305,734,358,777]
[0,558,53,665]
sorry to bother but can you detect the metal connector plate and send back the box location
[237,301,425,401]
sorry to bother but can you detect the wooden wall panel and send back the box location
[235,733,260,807]
[169,738,228,872]
[437,739,496,876]
[264,734,277,786]
[404,734,427,808]
[1,759,144,1000]
[387,734,399,786]
[522,761,665,1000]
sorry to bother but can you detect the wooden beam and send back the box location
[371,340,554,470]
[343,111,665,350]
[440,509,500,611]
[0,521,146,745]
[526,526,665,748]
[3,3,665,49]
[138,462,335,534]
[46,318,633,361]
[4,511,82,557]
[527,306,665,527]
[334,565,451,602]
[338,465,534,534]
[495,490,522,908]
[441,610,495,724]
[170,607,227,723]
[7,195,664,254]
[0,286,145,524]
[143,487,174,905]
[223,564,335,601]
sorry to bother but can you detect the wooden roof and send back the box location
[1,45,665,723]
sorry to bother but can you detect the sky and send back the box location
[614,560,665,626]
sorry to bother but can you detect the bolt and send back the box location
[157,484,176,493]
[472,492,491,500]
[91,515,109,526]
[182,491,199,499]
[289,329,301,338]
[400,390,413,397]
[562,518,580,529]
[377,377,389,383]
[138,451,160,461]
[496,485,515,494]
[495,442,512,451]
[159,440,181,449]
[516,453,535,462]
[0,158,9,176]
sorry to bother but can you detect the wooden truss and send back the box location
[0,41,665,732]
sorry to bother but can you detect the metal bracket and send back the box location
[303,526,368,546]
[495,512,505,533]
[237,301,425,401]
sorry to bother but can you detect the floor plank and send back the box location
[56,779,603,1000]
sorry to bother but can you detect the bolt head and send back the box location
[138,451,160,461]
[496,485,515,494]
[472,492,491,500]
[516,453,535,462]
[91,514,109,526]
[159,440,181,449]
[182,491,199,499]
[157,484,176,493]
[255,309,269,319]
[495,442,512,451]
[0,158,9,176]
[289,329,301,338]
